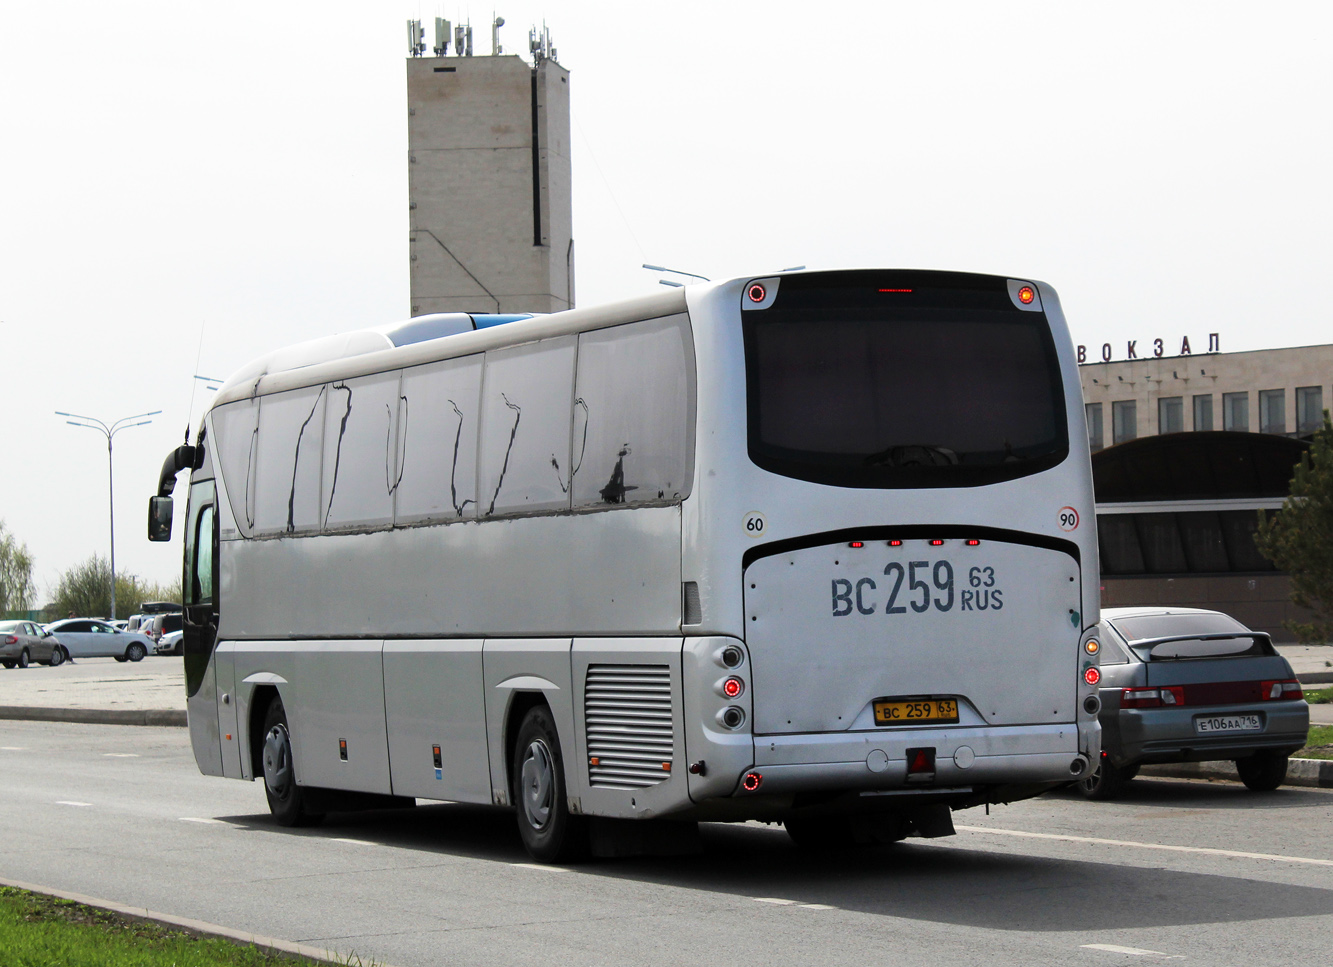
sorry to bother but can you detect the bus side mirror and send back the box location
[148,496,173,542]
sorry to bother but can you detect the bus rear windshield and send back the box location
[744,280,1068,489]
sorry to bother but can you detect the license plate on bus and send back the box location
[873,698,959,726]
[1194,714,1262,734]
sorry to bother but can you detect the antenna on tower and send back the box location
[434,18,451,57]
[455,20,473,57]
[406,19,426,57]
[529,23,555,64]
[492,15,505,55]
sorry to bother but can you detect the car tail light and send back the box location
[2,635,15,645]
[1120,686,1184,709]
[1260,679,1302,701]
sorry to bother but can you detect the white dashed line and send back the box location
[330,837,378,846]
[56,801,93,807]
[0,746,25,751]
[753,897,798,905]
[103,753,140,758]
[798,903,835,910]
[179,817,226,824]
[510,862,572,872]
[956,825,1333,867]
[1081,943,1184,959]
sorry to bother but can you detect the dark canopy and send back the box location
[1092,432,1308,503]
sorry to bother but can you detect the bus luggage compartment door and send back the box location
[743,538,1081,735]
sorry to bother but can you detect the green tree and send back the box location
[1255,412,1333,643]
[0,520,37,614]
[50,555,180,620]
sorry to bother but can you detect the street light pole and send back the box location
[55,409,161,620]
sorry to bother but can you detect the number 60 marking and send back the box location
[743,511,767,538]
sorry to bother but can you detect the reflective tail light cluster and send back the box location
[1261,679,1303,701]
[2,635,16,645]
[1120,679,1304,709]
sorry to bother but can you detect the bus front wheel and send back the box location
[512,706,587,863]
[261,697,324,827]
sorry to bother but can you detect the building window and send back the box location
[1297,386,1323,436]
[1223,392,1249,431]
[1112,400,1137,444]
[1193,394,1213,431]
[1258,389,1285,435]
[1158,396,1184,435]
[1086,402,1104,451]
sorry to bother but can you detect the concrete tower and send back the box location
[406,27,573,315]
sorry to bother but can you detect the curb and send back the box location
[1300,672,1333,685]
[0,706,186,727]
[0,875,393,966]
[1140,757,1333,788]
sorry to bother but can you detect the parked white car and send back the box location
[155,628,184,656]
[43,618,155,662]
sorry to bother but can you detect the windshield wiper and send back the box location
[863,445,958,468]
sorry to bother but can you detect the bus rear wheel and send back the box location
[512,706,587,863]
[261,697,324,827]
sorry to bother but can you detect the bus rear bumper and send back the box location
[746,723,1086,794]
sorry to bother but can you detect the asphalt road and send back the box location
[1,720,1330,967]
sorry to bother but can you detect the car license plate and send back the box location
[874,698,959,726]
[1194,714,1262,734]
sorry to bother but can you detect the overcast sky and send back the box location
[2,1,1331,601]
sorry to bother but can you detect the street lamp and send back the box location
[55,409,161,620]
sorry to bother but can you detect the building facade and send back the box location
[1080,343,1330,640]
[406,50,572,316]
[1080,343,1332,450]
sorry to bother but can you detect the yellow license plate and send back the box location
[873,698,959,726]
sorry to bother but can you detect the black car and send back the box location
[1080,607,1309,799]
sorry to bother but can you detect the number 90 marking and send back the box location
[1058,506,1080,531]
[743,511,767,538]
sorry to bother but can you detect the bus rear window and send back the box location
[744,278,1068,489]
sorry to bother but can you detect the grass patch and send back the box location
[0,886,370,967]
[1297,724,1333,761]
[1303,686,1333,704]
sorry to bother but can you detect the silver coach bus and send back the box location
[150,269,1101,861]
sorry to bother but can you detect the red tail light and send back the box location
[888,540,903,546]
[1260,679,1303,701]
[1120,686,1185,709]
[2,635,16,645]
[722,676,744,698]
[929,539,945,546]
[1083,667,1101,686]
[742,772,763,791]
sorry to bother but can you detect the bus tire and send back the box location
[1077,756,1130,800]
[1236,752,1287,792]
[512,705,587,863]
[261,697,324,827]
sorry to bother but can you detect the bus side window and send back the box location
[191,504,215,605]
[573,315,693,507]
[478,336,577,516]
[395,355,483,524]
[253,385,326,535]
[211,399,259,538]
[320,371,404,531]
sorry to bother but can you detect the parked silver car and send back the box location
[1080,607,1309,798]
[42,618,154,662]
[0,620,69,668]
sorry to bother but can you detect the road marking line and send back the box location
[56,801,93,807]
[0,746,25,751]
[956,825,1333,867]
[1081,943,1184,958]
[103,753,140,758]
[754,897,798,905]
[330,837,378,846]
[179,817,225,824]
[510,862,571,872]
[799,903,835,910]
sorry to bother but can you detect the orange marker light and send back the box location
[1018,286,1036,305]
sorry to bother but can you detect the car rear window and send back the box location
[1112,613,1248,641]
[1144,637,1271,660]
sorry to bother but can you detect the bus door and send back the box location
[183,474,224,776]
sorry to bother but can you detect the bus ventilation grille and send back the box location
[584,663,674,789]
